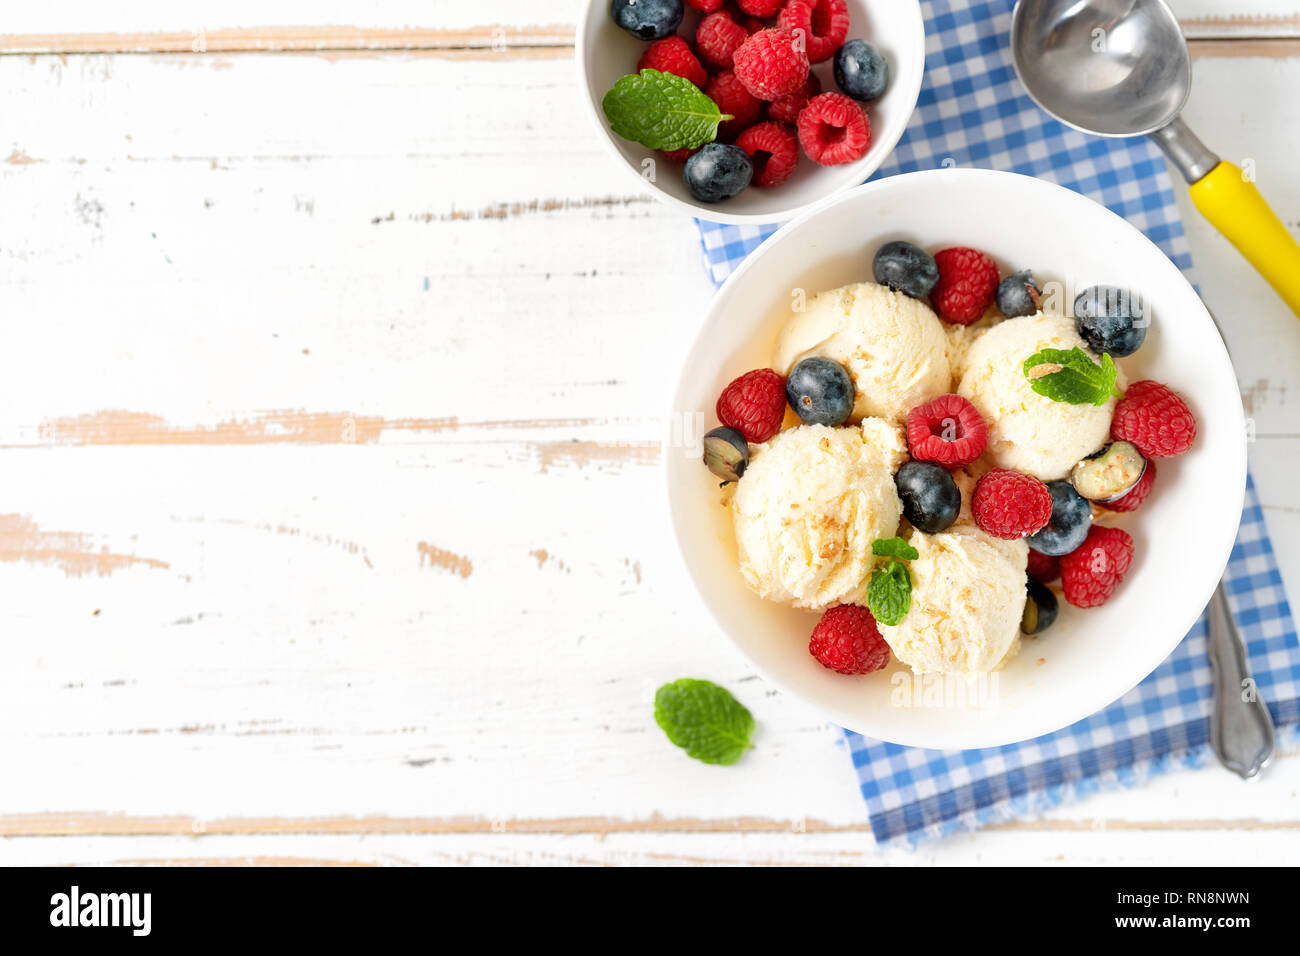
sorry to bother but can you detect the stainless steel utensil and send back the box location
[1010,0,1300,316]
[1208,583,1275,778]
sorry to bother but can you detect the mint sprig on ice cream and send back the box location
[1023,346,1123,406]
[867,537,918,627]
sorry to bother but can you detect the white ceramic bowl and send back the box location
[666,169,1246,749]
[576,0,926,225]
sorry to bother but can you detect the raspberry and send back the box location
[777,0,850,63]
[732,28,810,100]
[906,393,987,469]
[685,0,726,11]
[716,368,787,442]
[737,0,783,16]
[734,121,799,187]
[1111,380,1197,458]
[1027,549,1061,584]
[797,92,870,164]
[638,36,708,89]
[660,146,700,162]
[1101,459,1157,513]
[809,605,890,675]
[705,71,763,141]
[766,73,820,123]
[972,468,1052,539]
[696,11,748,71]
[1060,526,1134,608]
[930,247,1000,324]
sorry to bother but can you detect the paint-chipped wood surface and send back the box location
[1,3,1298,866]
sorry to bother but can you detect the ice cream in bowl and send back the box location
[665,169,1245,749]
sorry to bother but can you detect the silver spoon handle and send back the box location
[1208,582,1275,778]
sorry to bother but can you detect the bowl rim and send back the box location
[663,167,1247,749]
[574,0,928,226]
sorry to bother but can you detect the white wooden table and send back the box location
[1,1,1297,866]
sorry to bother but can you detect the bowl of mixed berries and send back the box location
[577,0,925,223]
[665,169,1246,748]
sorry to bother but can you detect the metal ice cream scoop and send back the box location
[1010,0,1300,317]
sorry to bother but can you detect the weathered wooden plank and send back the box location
[4,827,1300,866]
[1174,0,1300,37]
[1,1,1297,52]
[4,803,1300,837]
[0,2,581,38]
[0,25,572,55]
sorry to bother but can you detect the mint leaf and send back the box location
[867,560,912,626]
[1022,347,1122,406]
[601,69,731,151]
[872,536,920,561]
[654,678,754,765]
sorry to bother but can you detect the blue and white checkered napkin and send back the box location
[695,0,1300,842]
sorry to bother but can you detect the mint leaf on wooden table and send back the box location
[872,536,920,561]
[867,560,912,626]
[601,69,732,151]
[654,678,754,765]
[1022,347,1123,406]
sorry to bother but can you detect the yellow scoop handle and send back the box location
[1189,161,1300,317]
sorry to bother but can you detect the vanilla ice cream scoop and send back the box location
[772,282,952,425]
[958,312,1125,480]
[878,525,1029,676]
[731,419,906,610]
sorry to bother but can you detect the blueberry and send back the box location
[702,426,748,484]
[895,461,961,534]
[684,143,753,203]
[1021,579,1059,635]
[1070,441,1146,502]
[833,39,889,102]
[1026,480,1092,556]
[610,0,683,41]
[997,269,1041,318]
[1074,284,1147,357]
[785,357,855,427]
[873,241,939,299]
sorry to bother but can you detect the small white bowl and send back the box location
[576,0,926,225]
[665,169,1246,749]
